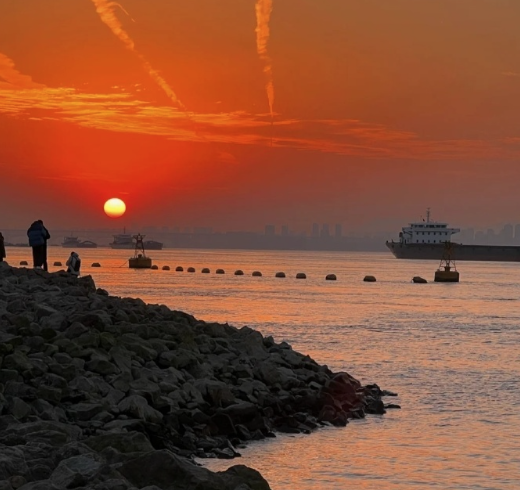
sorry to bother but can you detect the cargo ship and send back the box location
[386,210,520,262]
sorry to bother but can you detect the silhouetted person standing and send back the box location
[27,220,51,270]
[0,232,6,263]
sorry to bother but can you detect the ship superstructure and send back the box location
[398,209,460,245]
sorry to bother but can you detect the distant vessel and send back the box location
[386,209,520,262]
[62,236,98,248]
[109,230,163,250]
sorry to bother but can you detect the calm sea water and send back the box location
[6,247,520,489]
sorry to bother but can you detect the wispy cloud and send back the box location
[255,0,275,118]
[0,53,44,89]
[2,82,518,161]
[91,0,186,110]
[501,71,520,78]
[1,51,519,162]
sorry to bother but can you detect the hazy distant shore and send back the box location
[0,263,392,489]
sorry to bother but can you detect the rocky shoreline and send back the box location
[0,263,396,490]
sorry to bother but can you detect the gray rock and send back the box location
[84,431,154,454]
[64,322,89,340]
[16,481,58,490]
[36,386,62,404]
[49,455,102,489]
[103,388,126,408]
[118,450,270,490]
[0,447,29,480]
[109,346,132,374]
[0,370,20,384]
[67,403,105,422]
[85,359,120,376]
[39,313,66,332]
[8,475,26,489]
[3,352,33,373]
[193,379,236,407]
[0,421,81,446]
[117,396,163,424]
[6,397,32,421]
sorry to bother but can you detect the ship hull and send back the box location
[386,242,520,262]
[62,243,97,248]
[110,242,163,250]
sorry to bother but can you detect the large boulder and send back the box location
[117,450,271,490]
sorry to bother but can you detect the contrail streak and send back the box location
[255,0,274,119]
[0,52,44,89]
[91,0,185,110]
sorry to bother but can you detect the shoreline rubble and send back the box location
[0,263,394,490]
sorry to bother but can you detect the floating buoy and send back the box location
[412,276,427,284]
[363,275,376,282]
[201,268,210,274]
[162,266,170,271]
[216,269,225,274]
[326,274,337,281]
[434,269,459,283]
[234,270,244,276]
[252,271,262,277]
[275,272,286,278]
[175,266,184,272]
[128,234,153,269]
[151,265,159,270]
[91,263,101,268]
[20,261,28,266]
[129,256,152,269]
[296,273,306,279]
[434,243,459,282]
[53,261,62,267]
[187,267,196,273]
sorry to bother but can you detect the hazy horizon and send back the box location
[2,1,520,231]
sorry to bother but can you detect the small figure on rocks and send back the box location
[0,232,6,262]
[27,219,51,271]
[66,251,81,276]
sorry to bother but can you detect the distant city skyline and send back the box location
[4,220,520,253]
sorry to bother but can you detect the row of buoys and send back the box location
[14,261,427,284]
[16,259,375,280]
[19,261,103,268]
[144,267,343,280]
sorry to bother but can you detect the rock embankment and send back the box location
[0,264,394,490]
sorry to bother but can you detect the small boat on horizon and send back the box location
[62,236,98,248]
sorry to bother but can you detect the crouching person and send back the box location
[66,251,81,276]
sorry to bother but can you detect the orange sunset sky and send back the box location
[1,0,520,233]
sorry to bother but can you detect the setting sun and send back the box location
[104,198,126,218]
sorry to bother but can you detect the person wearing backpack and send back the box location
[66,251,81,276]
[27,220,51,270]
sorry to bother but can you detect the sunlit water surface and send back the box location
[7,247,520,489]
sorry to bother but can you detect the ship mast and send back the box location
[426,207,431,223]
